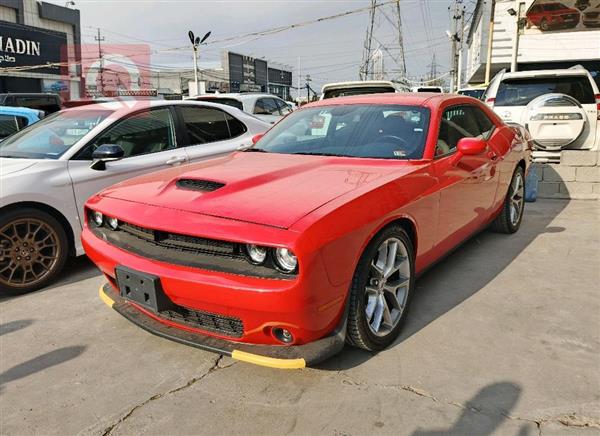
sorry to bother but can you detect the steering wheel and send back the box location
[374,135,409,148]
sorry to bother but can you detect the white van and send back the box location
[320,81,399,100]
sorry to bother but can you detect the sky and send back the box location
[48,0,464,93]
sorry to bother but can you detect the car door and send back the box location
[432,105,500,250]
[253,98,281,124]
[68,106,188,224]
[176,105,251,162]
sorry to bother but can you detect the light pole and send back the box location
[188,30,211,97]
[508,4,526,73]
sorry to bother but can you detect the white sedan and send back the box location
[189,93,293,124]
[0,100,269,294]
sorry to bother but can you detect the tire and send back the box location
[346,225,415,351]
[540,18,549,31]
[492,167,525,234]
[0,208,69,294]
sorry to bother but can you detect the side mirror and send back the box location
[90,144,125,171]
[457,137,487,156]
[251,133,265,144]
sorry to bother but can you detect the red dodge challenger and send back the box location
[83,94,531,368]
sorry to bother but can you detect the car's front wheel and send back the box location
[346,225,415,351]
[0,208,68,294]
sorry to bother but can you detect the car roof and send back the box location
[193,93,278,101]
[0,106,42,116]
[304,92,456,108]
[59,99,249,116]
[501,68,591,80]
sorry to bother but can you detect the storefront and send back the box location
[0,0,81,99]
[465,0,600,86]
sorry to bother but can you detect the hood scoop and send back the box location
[176,178,225,192]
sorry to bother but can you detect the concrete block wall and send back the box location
[536,151,600,200]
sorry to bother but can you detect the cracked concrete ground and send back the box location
[1,199,599,436]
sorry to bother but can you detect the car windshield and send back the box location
[252,104,430,159]
[322,87,396,99]
[197,97,243,111]
[495,76,596,106]
[0,109,112,159]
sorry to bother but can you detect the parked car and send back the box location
[457,87,486,100]
[0,100,269,294]
[0,106,41,141]
[320,81,400,100]
[85,93,530,368]
[483,66,600,151]
[526,2,580,30]
[0,93,62,115]
[188,93,293,124]
[582,2,600,26]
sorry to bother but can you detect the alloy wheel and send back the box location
[0,218,61,288]
[364,237,411,337]
[510,172,525,226]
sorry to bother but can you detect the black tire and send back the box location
[0,208,69,294]
[346,225,415,351]
[491,166,525,234]
[540,18,550,31]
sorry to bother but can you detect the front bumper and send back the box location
[99,283,347,368]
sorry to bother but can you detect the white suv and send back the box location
[189,93,293,124]
[483,66,600,152]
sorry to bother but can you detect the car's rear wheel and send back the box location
[0,208,68,294]
[492,167,525,234]
[540,18,550,30]
[346,225,415,351]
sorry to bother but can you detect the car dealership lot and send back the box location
[1,199,598,436]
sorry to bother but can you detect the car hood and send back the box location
[0,158,38,176]
[101,152,418,228]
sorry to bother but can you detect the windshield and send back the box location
[322,87,396,99]
[253,104,430,159]
[196,97,243,111]
[495,76,595,106]
[0,109,112,159]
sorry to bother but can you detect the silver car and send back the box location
[188,93,293,124]
[0,100,269,293]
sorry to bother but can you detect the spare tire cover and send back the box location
[523,93,586,151]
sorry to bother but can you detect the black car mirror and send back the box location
[90,144,125,171]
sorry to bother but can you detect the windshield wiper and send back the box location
[243,148,268,153]
[292,152,347,157]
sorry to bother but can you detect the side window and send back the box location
[0,115,18,140]
[83,108,176,159]
[179,106,232,144]
[224,112,247,138]
[16,116,30,129]
[471,107,495,139]
[276,99,292,115]
[436,106,482,157]
[254,98,280,115]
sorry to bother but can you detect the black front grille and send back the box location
[176,179,225,192]
[161,306,244,338]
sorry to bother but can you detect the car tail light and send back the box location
[595,94,600,120]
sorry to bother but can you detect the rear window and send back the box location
[322,86,395,99]
[196,97,243,111]
[495,76,595,106]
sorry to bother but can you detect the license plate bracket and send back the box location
[115,266,173,313]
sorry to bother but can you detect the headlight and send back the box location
[530,113,583,121]
[246,244,267,264]
[92,211,103,226]
[274,248,297,273]
[107,217,119,230]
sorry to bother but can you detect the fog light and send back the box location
[246,244,267,264]
[107,217,119,230]
[273,327,294,344]
[274,248,297,272]
[92,211,103,226]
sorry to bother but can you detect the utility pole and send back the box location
[509,4,524,73]
[395,0,407,77]
[95,28,105,96]
[449,1,463,93]
[360,0,377,79]
[458,5,465,89]
[305,74,312,102]
[297,56,301,102]
[484,0,496,84]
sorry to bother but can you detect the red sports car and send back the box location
[83,94,531,368]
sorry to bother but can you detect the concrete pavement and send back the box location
[1,199,599,435]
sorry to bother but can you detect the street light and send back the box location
[188,30,211,97]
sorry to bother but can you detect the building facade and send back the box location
[466,0,600,86]
[0,0,81,99]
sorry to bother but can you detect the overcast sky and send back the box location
[49,0,460,92]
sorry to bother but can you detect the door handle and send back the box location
[487,150,498,161]
[166,156,187,165]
